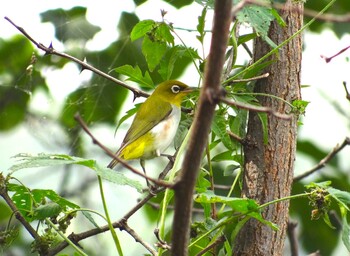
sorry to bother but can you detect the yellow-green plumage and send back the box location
[107,80,193,169]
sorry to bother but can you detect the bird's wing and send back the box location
[123,96,172,145]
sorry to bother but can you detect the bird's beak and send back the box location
[184,86,198,93]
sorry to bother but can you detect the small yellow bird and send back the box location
[107,80,194,171]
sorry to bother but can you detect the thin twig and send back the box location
[220,96,292,120]
[122,221,158,255]
[294,137,350,182]
[226,73,270,85]
[0,174,42,243]
[287,221,299,256]
[4,16,149,99]
[227,130,244,144]
[343,81,350,101]
[320,45,350,63]
[196,236,226,256]
[74,113,173,188]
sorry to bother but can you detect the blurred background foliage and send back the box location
[1,0,350,255]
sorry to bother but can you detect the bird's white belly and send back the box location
[149,105,181,156]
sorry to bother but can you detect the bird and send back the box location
[107,80,195,177]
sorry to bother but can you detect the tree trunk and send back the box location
[234,1,303,255]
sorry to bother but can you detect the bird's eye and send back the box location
[171,85,181,94]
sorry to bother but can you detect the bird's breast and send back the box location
[149,104,181,154]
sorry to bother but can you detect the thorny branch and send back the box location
[294,137,350,182]
[4,16,149,99]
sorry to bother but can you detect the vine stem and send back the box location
[97,175,124,256]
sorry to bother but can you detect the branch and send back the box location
[196,236,226,256]
[0,174,47,255]
[287,221,299,256]
[320,45,350,63]
[343,81,350,101]
[171,1,233,255]
[220,96,292,120]
[74,114,173,188]
[294,137,350,182]
[4,16,149,99]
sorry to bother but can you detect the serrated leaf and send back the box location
[95,165,143,192]
[196,7,207,44]
[236,3,276,46]
[130,20,155,41]
[142,36,167,72]
[156,23,174,45]
[114,65,154,88]
[9,153,95,172]
[9,153,143,192]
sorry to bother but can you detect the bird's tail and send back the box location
[107,157,119,169]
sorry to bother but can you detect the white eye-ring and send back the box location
[171,85,181,94]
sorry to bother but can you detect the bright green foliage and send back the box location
[2,1,350,255]
[10,153,143,192]
[115,65,154,88]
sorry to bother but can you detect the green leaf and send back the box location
[212,115,234,151]
[328,187,350,211]
[60,83,127,128]
[82,211,100,229]
[212,151,234,162]
[194,191,258,213]
[142,36,167,72]
[247,211,279,231]
[95,165,143,192]
[114,65,154,88]
[7,184,80,222]
[164,0,194,8]
[340,207,350,252]
[158,46,199,80]
[236,3,276,46]
[156,23,174,45]
[130,20,155,41]
[32,203,62,221]
[115,103,140,132]
[9,153,143,192]
[196,7,207,44]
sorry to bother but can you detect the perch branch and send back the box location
[294,137,350,182]
[4,16,149,99]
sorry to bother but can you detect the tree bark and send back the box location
[234,1,303,255]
